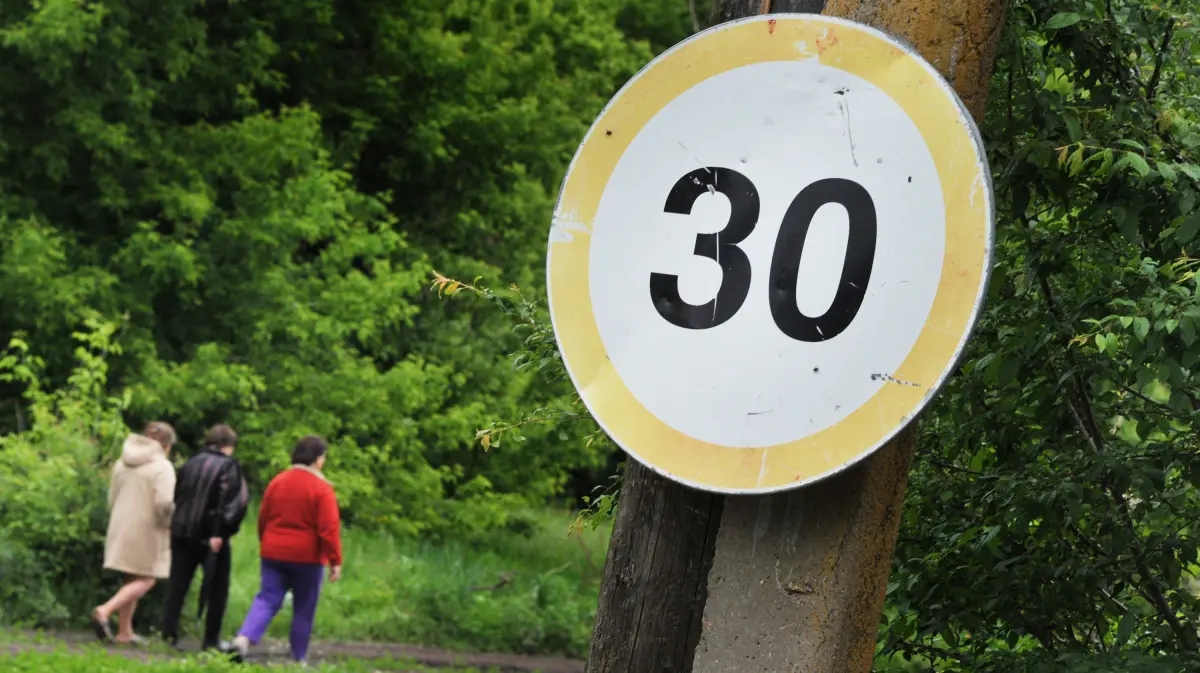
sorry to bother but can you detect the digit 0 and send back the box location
[650,170,877,341]
[769,178,877,342]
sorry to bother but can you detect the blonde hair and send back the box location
[144,421,177,449]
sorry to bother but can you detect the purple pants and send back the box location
[237,559,324,661]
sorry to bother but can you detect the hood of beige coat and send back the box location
[120,433,166,468]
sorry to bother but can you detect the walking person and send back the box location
[92,421,178,645]
[161,424,250,651]
[229,435,342,664]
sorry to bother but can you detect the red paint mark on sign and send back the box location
[768,19,777,34]
[817,32,840,54]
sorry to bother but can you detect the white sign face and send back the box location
[547,15,993,494]
[590,60,943,449]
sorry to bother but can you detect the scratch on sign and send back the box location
[549,211,590,243]
[871,372,921,388]
[834,89,858,167]
[677,141,711,173]
[968,171,984,207]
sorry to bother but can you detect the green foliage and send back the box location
[0,317,130,627]
[0,307,606,656]
[0,650,248,673]
[430,273,615,532]
[881,0,1200,669]
[610,0,695,53]
[0,0,652,539]
[0,316,606,651]
[222,506,608,658]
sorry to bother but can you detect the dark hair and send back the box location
[205,424,238,450]
[144,421,177,448]
[291,435,328,466]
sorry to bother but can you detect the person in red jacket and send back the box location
[228,435,342,664]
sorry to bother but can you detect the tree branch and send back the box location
[926,457,987,477]
[470,572,514,592]
[1033,264,1196,651]
[1145,17,1176,102]
[688,0,702,33]
[1117,383,1193,420]
[892,640,972,666]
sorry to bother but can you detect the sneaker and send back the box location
[227,635,249,663]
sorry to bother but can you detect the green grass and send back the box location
[0,647,495,672]
[182,506,608,659]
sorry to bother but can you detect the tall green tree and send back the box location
[0,0,653,535]
[882,0,1200,669]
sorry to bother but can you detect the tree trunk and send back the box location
[586,461,723,673]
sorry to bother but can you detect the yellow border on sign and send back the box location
[547,15,991,493]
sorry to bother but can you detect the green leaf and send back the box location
[999,357,1021,385]
[1178,163,1200,181]
[1143,379,1172,404]
[1117,418,1141,446]
[1120,208,1141,242]
[1118,139,1147,151]
[1096,332,1119,355]
[1095,148,1115,176]
[1134,317,1150,341]
[969,448,988,472]
[1182,189,1197,215]
[1125,153,1152,177]
[1045,12,1081,29]
[1064,114,1082,143]
[1158,162,1178,183]
[1177,214,1200,243]
[1182,318,1197,346]
[1166,319,1179,334]
[1117,613,1136,643]
[1066,147,1085,175]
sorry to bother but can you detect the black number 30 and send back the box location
[648,167,877,342]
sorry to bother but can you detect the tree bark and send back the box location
[691,429,917,673]
[586,0,1008,670]
[586,462,723,673]
[821,0,1007,119]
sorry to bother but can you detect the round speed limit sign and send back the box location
[547,15,993,494]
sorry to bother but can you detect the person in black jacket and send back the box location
[161,424,249,651]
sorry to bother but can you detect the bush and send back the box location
[0,318,609,656]
[222,506,607,658]
[0,317,131,627]
[0,533,67,626]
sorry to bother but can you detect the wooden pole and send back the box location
[585,1,1007,672]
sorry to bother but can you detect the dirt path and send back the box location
[6,631,585,673]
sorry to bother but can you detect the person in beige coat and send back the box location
[91,421,177,645]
